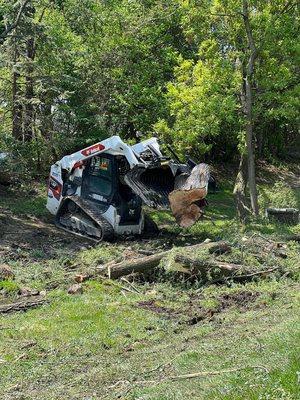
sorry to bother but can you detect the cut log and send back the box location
[174,256,280,283]
[0,298,47,314]
[174,255,243,273]
[105,241,230,279]
[285,234,300,242]
[169,163,210,228]
[108,253,164,279]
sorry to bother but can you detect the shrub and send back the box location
[259,182,298,211]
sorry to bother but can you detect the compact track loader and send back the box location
[46,136,210,241]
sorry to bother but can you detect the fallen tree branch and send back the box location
[120,277,141,293]
[285,234,300,242]
[228,267,280,282]
[167,365,269,380]
[105,241,230,279]
[204,266,281,285]
[175,255,281,281]
[107,252,164,279]
[0,298,47,314]
[119,365,269,389]
[174,256,243,273]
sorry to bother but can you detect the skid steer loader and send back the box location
[46,136,210,241]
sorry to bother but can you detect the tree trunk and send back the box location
[242,0,259,216]
[174,255,246,272]
[108,253,164,279]
[233,152,249,222]
[41,98,58,159]
[244,74,259,215]
[12,70,23,140]
[234,54,249,222]
[12,40,23,141]
[24,36,35,141]
[104,241,230,279]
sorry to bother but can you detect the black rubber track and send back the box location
[55,195,114,242]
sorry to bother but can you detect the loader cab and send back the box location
[81,154,115,204]
[81,154,142,224]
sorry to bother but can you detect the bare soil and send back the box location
[136,290,261,327]
[0,208,91,258]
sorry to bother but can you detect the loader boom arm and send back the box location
[59,135,143,172]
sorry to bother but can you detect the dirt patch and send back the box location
[218,291,260,310]
[257,161,300,188]
[0,207,91,262]
[136,290,261,326]
[136,299,175,316]
[185,309,216,325]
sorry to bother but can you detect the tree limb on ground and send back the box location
[105,241,230,279]
[174,255,282,283]
[114,365,269,390]
[73,238,285,283]
[174,255,243,273]
[0,298,47,314]
[210,267,281,284]
[285,234,300,242]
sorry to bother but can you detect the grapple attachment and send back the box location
[124,161,210,228]
[124,164,177,208]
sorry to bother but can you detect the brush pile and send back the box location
[79,234,299,285]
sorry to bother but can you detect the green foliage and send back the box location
[259,182,298,210]
[1,0,187,171]
[155,0,299,160]
[0,0,298,171]
[0,279,19,294]
[155,40,241,158]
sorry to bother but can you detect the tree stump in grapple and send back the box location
[168,163,210,228]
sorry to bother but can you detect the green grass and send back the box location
[0,182,48,217]
[0,280,299,399]
[0,279,19,295]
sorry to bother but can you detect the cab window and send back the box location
[84,156,113,198]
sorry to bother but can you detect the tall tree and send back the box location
[234,0,259,218]
[0,0,30,41]
[156,0,299,220]
[23,3,36,141]
[0,0,298,180]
